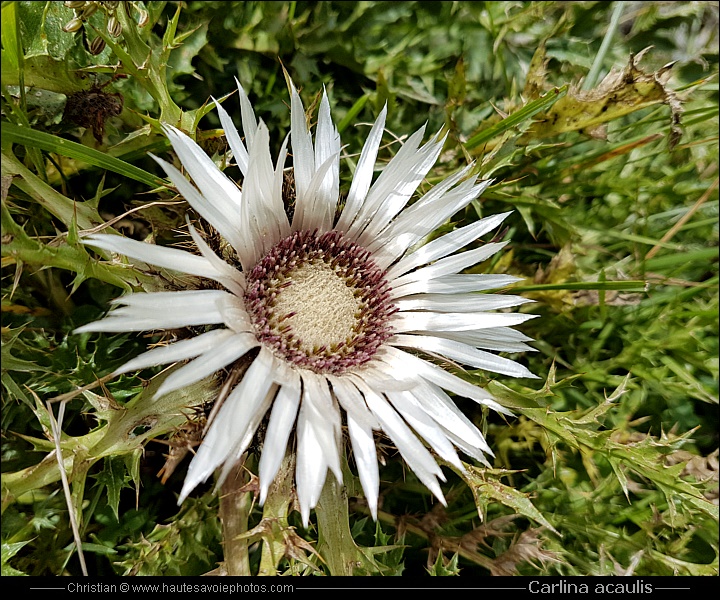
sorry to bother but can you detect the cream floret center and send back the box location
[271,261,362,353]
[244,230,395,374]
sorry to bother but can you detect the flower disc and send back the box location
[244,230,396,374]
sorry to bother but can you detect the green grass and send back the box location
[1,1,717,577]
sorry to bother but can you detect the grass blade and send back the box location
[465,85,568,150]
[2,123,166,188]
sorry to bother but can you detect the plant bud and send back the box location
[62,17,83,33]
[108,15,122,37]
[81,3,98,18]
[88,36,106,55]
[137,8,149,28]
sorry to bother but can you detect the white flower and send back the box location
[75,80,538,524]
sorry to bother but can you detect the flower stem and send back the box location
[257,452,295,576]
[315,472,362,576]
[219,456,253,576]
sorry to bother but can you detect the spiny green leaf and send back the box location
[428,551,461,576]
[94,456,132,521]
[462,468,560,535]
[2,540,31,576]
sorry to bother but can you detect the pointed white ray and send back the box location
[295,371,343,525]
[345,126,428,241]
[216,384,278,491]
[433,327,536,353]
[335,105,387,233]
[368,359,493,457]
[391,333,538,378]
[346,414,379,519]
[355,132,447,247]
[178,349,272,503]
[288,80,315,232]
[74,289,234,333]
[352,379,447,505]
[394,293,534,313]
[411,379,493,456]
[327,374,379,431]
[235,78,259,147]
[113,328,235,375]
[215,350,280,488]
[212,80,260,177]
[107,289,229,311]
[366,165,473,257]
[386,390,464,471]
[442,428,491,467]
[258,365,301,505]
[213,96,250,176]
[308,88,341,232]
[370,178,493,270]
[154,331,258,399]
[380,346,511,415]
[295,407,325,526]
[150,153,249,268]
[161,124,243,211]
[271,134,291,240]
[242,120,290,263]
[185,219,245,297]
[81,233,226,282]
[390,274,523,298]
[293,152,341,232]
[300,371,343,483]
[385,211,512,280]
[390,310,538,333]
[390,242,508,289]
[365,356,494,463]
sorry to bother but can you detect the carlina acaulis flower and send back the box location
[75,78,539,525]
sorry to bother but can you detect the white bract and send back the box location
[76,80,538,525]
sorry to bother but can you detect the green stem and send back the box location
[315,472,361,576]
[96,6,182,126]
[1,202,152,292]
[2,375,214,511]
[258,452,295,576]
[219,456,253,576]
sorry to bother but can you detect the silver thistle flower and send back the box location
[76,80,539,525]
